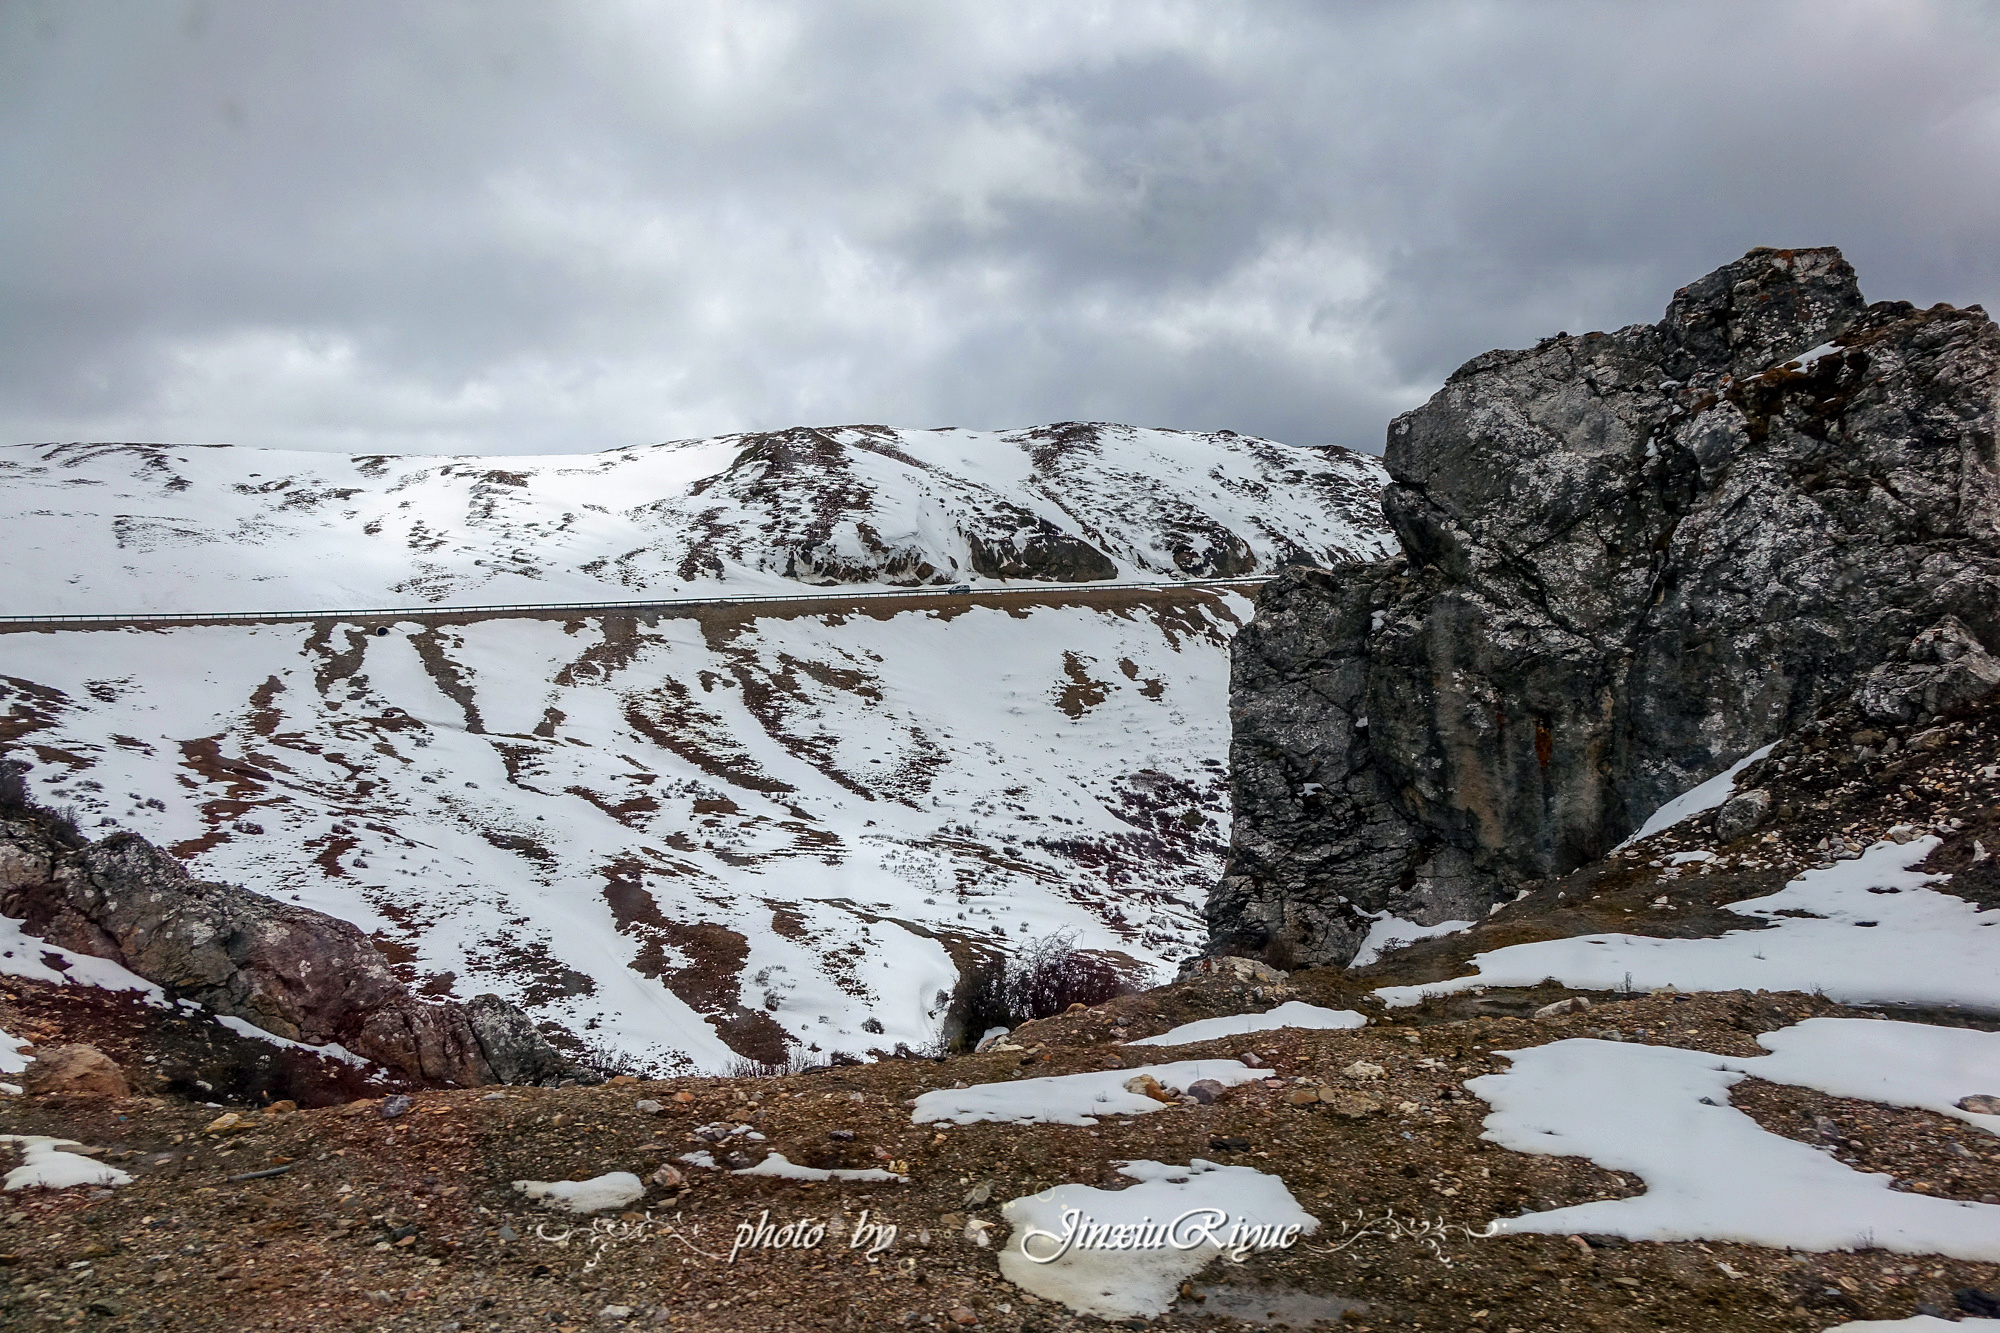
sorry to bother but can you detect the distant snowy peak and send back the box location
[1,423,1389,615]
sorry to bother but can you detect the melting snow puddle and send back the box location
[1469,1018,2000,1258]
[910,1060,1265,1126]
[997,1159,1320,1319]
[1376,838,2000,1012]
[1124,1001,1366,1047]
[1,1136,132,1192]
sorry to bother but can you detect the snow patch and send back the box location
[212,1014,372,1068]
[730,1152,907,1184]
[1351,914,1475,967]
[0,1028,29,1076]
[1469,1020,2000,1258]
[1,1136,132,1191]
[1616,743,1776,849]
[1376,838,2000,1012]
[0,911,164,999]
[1832,1312,2000,1320]
[911,1061,1265,1126]
[1125,1001,1364,1047]
[997,1159,1319,1319]
[512,1172,646,1214]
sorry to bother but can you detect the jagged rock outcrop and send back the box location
[1210,246,2000,968]
[0,805,577,1087]
[964,515,1119,581]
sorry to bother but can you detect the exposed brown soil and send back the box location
[4,983,1996,1332]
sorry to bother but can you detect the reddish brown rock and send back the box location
[0,804,577,1089]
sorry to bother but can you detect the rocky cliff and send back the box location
[1209,246,2000,967]
[0,779,577,1087]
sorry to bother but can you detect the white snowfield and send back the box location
[1374,838,1999,1012]
[0,423,1392,1074]
[0,426,1387,617]
[910,1060,1265,1126]
[997,1159,1320,1319]
[1469,1019,2000,1258]
[1,593,1254,1073]
[1124,1001,1366,1047]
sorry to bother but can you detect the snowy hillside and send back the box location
[0,590,1257,1072]
[0,423,1387,616]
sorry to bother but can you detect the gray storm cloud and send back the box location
[2,0,1997,455]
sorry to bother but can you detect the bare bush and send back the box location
[936,931,1144,1052]
[1005,930,1137,1021]
[0,758,83,848]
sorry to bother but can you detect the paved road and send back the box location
[0,576,1275,631]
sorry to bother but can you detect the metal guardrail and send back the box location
[0,576,1275,628]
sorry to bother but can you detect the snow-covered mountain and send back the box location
[1,423,1386,615]
[0,424,1391,1072]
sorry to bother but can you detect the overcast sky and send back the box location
[4,1,1998,457]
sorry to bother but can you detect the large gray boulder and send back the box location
[1210,247,2000,968]
[0,810,575,1087]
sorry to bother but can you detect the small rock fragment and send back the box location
[599,1305,634,1321]
[1323,1092,1383,1120]
[1285,1087,1322,1107]
[633,1099,663,1115]
[1714,788,1773,841]
[1958,1094,2000,1115]
[1341,1060,1385,1080]
[1185,1079,1228,1105]
[379,1094,415,1120]
[1533,997,1592,1021]
[649,1164,685,1189]
[950,1306,979,1325]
